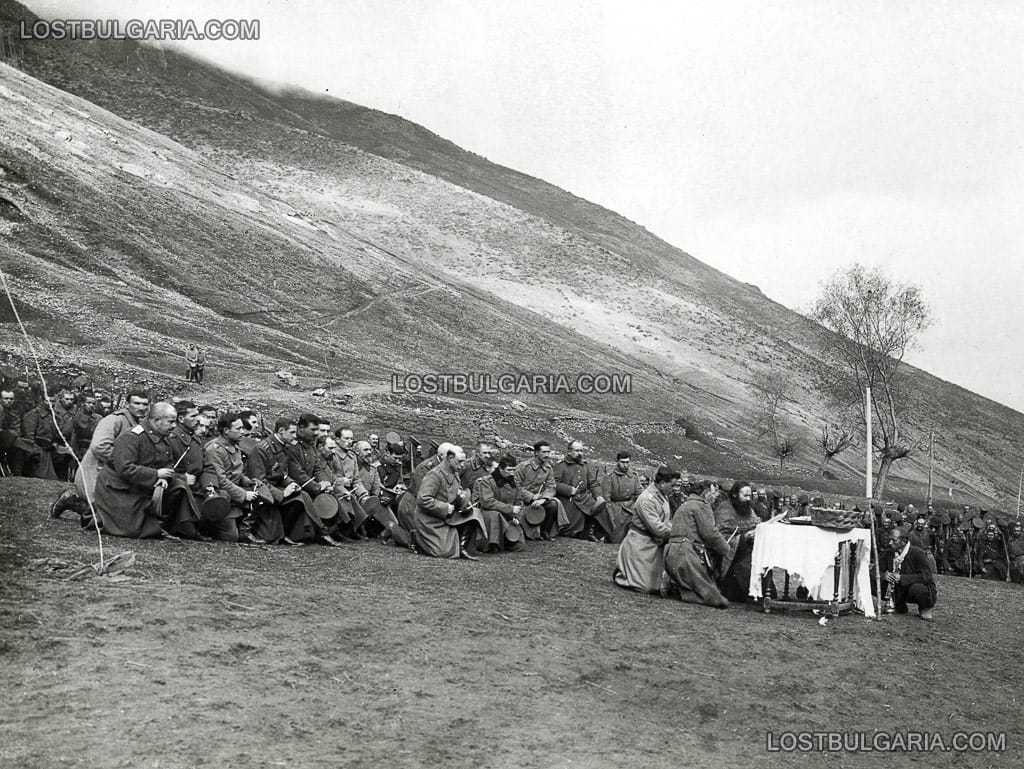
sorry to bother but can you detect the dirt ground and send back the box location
[1,477,1021,769]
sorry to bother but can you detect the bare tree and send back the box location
[772,433,801,473]
[819,421,858,476]
[811,264,931,496]
[751,371,792,440]
[751,371,801,471]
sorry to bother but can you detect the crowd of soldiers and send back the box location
[1,382,1022,607]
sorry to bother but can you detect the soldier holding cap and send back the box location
[93,402,200,539]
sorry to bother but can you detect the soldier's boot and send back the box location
[50,488,77,519]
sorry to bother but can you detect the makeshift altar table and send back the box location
[748,521,875,618]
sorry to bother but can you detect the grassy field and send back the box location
[1,477,1021,769]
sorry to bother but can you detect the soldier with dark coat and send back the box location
[885,526,937,620]
[71,393,102,459]
[553,440,605,541]
[752,489,771,521]
[662,478,731,608]
[93,402,199,539]
[473,454,525,552]
[975,524,1007,581]
[0,388,25,476]
[377,441,408,516]
[165,400,220,540]
[49,390,78,481]
[249,418,340,546]
[599,451,642,544]
[908,515,937,572]
[459,441,495,493]
[282,414,341,546]
[21,397,60,480]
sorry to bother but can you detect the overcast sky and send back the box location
[26,0,1024,412]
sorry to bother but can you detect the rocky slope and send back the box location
[1,0,1020,507]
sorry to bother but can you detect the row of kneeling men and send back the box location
[47,394,654,558]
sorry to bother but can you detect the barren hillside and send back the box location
[1,0,1021,506]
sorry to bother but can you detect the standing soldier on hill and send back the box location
[752,489,771,521]
[185,343,200,382]
[553,440,605,541]
[599,451,642,544]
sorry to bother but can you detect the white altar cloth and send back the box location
[748,522,875,617]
